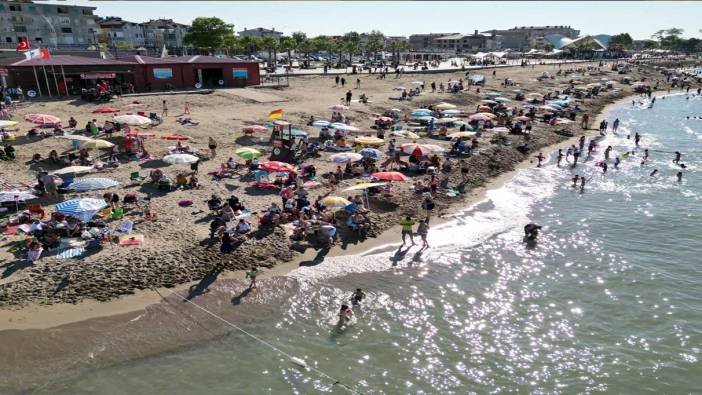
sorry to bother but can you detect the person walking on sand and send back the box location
[246,266,260,289]
[345,90,352,106]
[399,216,416,245]
[340,77,346,87]
[417,218,430,248]
[208,136,217,158]
[335,75,340,86]
[356,78,361,89]
[161,100,168,118]
[183,101,190,115]
[581,113,589,129]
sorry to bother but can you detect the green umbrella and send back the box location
[235,147,262,160]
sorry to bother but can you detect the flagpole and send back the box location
[32,65,43,97]
[61,65,69,97]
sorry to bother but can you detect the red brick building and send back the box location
[0,54,261,97]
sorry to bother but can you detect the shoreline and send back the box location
[0,92,637,331]
[1,61,685,330]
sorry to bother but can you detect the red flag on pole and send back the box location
[16,40,29,51]
[40,48,51,59]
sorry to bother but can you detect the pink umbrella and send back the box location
[260,161,295,173]
[123,103,146,109]
[25,113,61,125]
[126,131,156,139]
[400,143,433,156]
[514,115,531,122]
[92,106,120,113]
[302,180,321,188]
[371,171,407,182]
[469,114,490,121]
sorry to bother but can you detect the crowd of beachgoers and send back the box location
[1,57,698,307]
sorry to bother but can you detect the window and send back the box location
[14,26,27,33]
[5,37,11,43]
[9,4,22,12]
[57,6,68,14]
[35,37,42,43]
[82,9,93,15]
[61,27,73,34]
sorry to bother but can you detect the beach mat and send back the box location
[55,247,86,260]
[2,225,19,235]
[119,234,144,246]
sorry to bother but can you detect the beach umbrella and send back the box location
[320,196,351,208]
[485,92,502,97]
[411,111,431,117]
[125,131,156,139]
[0,120,18,128]
[435,102,457,110]
[302,180,321,188]
[162,153,199,165]
[526,92,544,98]
[329,152,363,163]
[448,131,476,139]
[55,134,93,142]
[329,104,350,111]
[487,127,511,133]
[411,81,424,85]
[123,103,146,109]
[260,161,295,173]
[554,118,574,125]
[50,166,94,175]
[343,182,387,192]
[354,136,384,146]
[481,99,498,104]
[514,115,531,122]
[242,125,268,133]
[441,109,462,115]
[25,113,61,125]
[476,112,497,119]
[82,139,114,149]
[378,116,394,122]
[312,120,331,127]
[0,190,37,203]
[413,116,437,122]
[401,143,432,156]
[371,171,407,182]
[235,147,262,160]
[539,105,559,112]
[359,148,384,159]
[469,114,491,121]
[331,124,361,132]
[477,105,492,112]
[512,89,524,93]
[392,86,405,91]
[423,144,447,153]
[287,129,308,138]
[391,130,420,139]
[55,198,107,222]
[67,178,119,192]
[92,106,120,113]
[494,97,511,103]
[413,108,431,113]
[114,114,152,126]
[390,108,402,113]
[160,133,190,141]
[435,117,459,124]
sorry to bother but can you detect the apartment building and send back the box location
[238,27,283,40]
[97,17,146,48]
[481,25,580,50]
[0,0,98,48]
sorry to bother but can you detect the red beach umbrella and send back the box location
[92,106,120,113]
[371,171,407,182]
[260,161,295,173]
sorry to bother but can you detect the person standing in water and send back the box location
[650,169,658,177]
[417,219,430,248]
[602,162,608,174]
[535,152,545,167]
[339,304,353,322]
[557,149,564,166]
[580,176,586,191]
[674,151,681,164]
[612,118,620,133]
[399,216,416,245]
[587,139,596,157]
[604,146,613,160]
[578,136,586,151]
[246,266,260,289]
[351,288,366,305]
[572,174,580,187]
[614,156,621,169]
[634,132,641,146]
[572,147,581,167]
[676,171,683,182]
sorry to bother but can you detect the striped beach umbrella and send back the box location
[329,152,363,163]
[0,120,18,128]
[67,178,119,192]
[235,147,262,160]
[56,198,108,222]
[25,113,61,125]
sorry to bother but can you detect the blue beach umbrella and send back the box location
[67,178,119,192]
[411,111,431,117]
[312,120,330,127]
[359,148,384,159]
[56,198,107,222]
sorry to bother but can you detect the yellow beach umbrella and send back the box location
[320,196,351,208]
[448,131,477,139]
[354,136,385,146]
[0,120,18,128]
[392,130,420,139]
[435,102,457,110]
[343,182,387,192]
[83,139,114,149]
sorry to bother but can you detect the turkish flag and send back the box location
[40,48,50,59]
[16,40,29,51]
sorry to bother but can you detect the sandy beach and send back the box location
[0,59,683,329]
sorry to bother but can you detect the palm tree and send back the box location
[261,37,277,68]
[365,30,385,61]
[239,36,262,58]
[280,36,297,68]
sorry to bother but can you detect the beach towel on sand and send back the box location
[119,234,144,246]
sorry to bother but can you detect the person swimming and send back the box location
[580,176,586,191]
[650,169,659,177]
[339,304,353,322]
[614,157,621,169]
[351,288,366,305]
[572,174,580,187]
[524,223,542,241]
[677,171,683,182]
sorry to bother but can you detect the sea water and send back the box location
[8,93,702,394]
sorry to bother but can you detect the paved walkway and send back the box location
[219,88,289,103]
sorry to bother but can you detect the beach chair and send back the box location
[130,171,146,182]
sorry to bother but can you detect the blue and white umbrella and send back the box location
[441,109,462,115]
[312,120,330,127]
[288,129,308,138]
[67,178,119,192]
[56,198,107,222]
[494,97,511,102]
[411,111,431,117]
[359,148,384,159]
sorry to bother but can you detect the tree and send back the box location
[183,17,235,52]
[223,35,241,55]
[651,28,685,50]
[280,36,297,68]
[292,32,307,46]
[342,32,360,63]
[543,43,554,52]
[609,33,633,50]
[238,36,262,57]
[364,30,385,59]
[115,41,133,51]
[261,36,278,67]
[639,40,659,50]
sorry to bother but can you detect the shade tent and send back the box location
[67,178,119,192]
[114,114,152,126]
[55,198,108,222]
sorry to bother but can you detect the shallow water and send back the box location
[6,93,702,394]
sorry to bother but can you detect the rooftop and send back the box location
[2,55,132,67]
